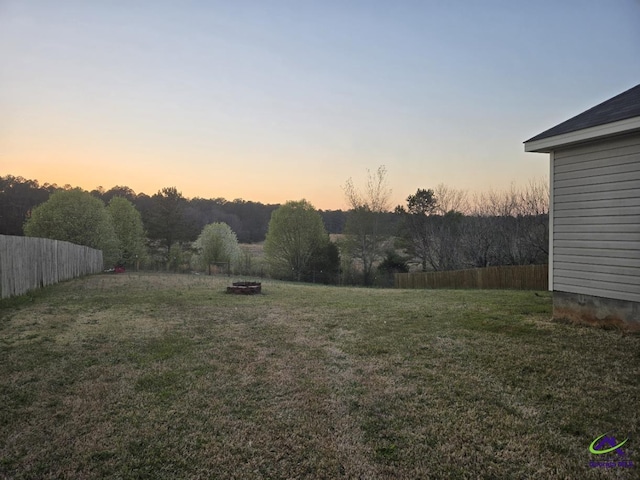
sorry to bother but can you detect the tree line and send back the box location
[0,174,347,242]
[341,168,548,286]
[0,171,548,285]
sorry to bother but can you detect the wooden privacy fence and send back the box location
[0,235,104,299]
[395,264,548,290]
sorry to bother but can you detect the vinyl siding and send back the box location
[553,132,640,303]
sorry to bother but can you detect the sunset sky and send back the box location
[2,1,640,210]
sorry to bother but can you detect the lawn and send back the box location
[1,273,638,479]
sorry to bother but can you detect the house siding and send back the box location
[552,132,640,303]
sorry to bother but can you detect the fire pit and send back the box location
[226,281,262,295]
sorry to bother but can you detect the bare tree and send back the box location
[520,178,549,258]
[342,166,392,285]
[521,178,549,216]
[434,183,469,215]
[465,180,549,266]
[344,165,392,213]
[425,211,466,271]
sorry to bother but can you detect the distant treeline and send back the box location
[0,175,350,243]
[1,174,549,283]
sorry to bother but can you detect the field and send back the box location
[1,273,638,479]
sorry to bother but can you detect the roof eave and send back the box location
[524,116,640,153]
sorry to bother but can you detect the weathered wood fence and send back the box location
[0,235,104,299]
[395,264,548,290]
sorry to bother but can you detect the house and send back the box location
[524,84,640,330]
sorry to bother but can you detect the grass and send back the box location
[1,273,638,479]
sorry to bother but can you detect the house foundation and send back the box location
[553,291,640,332]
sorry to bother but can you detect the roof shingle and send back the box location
[525,83,640,143]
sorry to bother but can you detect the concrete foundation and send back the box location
[553,291,640,332]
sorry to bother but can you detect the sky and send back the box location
[2,1,640,210]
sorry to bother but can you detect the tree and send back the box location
[396,188,438,272]
[23,188,119,266]
[466,182,548,267]
[377,249,409,286]
[433,183,469,215]
[107,196,147,268]
[145,187,196,261]
[192,222,241,275]
[307,241,341,284]
[264,200,328,281]
[100,185,138,204]
[424,211,465,271]
[342,166,392,285]
[0,175,57,236]
[167,243,187,272]
[519,178,549,261]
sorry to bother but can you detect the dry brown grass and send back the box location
[1,273,638,479]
